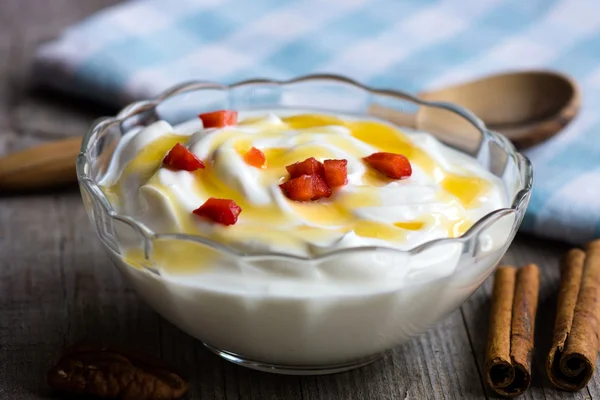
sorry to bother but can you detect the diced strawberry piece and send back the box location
[193,197,242,226]
[244,147,266,168]
[286,157,324,178]
[198,110,238,128]
[363,152,412,179]
[323,159,348,187]
[279,174,331,202]
[280,175,314,202]
[311,173,332,199]
[163,143,205,171]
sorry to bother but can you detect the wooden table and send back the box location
[0,1,594,399]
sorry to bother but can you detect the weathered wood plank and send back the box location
[0,0,13,132]
[0,192,163,400]
[0,195,70,399]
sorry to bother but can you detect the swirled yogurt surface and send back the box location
[100,110,507,259]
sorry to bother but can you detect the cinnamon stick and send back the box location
[485,264,540,397]
[547,240,600,391]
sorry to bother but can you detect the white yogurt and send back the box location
[101,110,507,256]
[99,110,514,369]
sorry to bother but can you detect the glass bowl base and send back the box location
[203,343,383,375]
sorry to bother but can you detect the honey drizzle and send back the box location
[112,113,492,271]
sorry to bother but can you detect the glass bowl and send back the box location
[76,75,532,375]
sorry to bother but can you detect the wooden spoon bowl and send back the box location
[418,70,580,148]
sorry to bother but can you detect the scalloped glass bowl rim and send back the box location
[76,74,533,262]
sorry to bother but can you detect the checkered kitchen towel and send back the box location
[34,0,600,245]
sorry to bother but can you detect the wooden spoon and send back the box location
[0,136,82,192]
[0,70,579,193]
[420,70,579,148]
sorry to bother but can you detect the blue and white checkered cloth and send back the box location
[34,0,600,245]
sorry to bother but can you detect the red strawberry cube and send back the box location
[285,157,324,179]
[323,159,348,187]
[244,147,266,168]
[310,173,332,199]
[279,174,331,202]
[363,152,412,179]
[193,198,242,226]
[163,143,205,171]
[198,110,238,128]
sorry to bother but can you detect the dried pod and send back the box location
[47,344,188,400]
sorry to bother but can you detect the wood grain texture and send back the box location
[0,1,597,400]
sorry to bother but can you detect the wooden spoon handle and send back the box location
[0,136,82,192]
